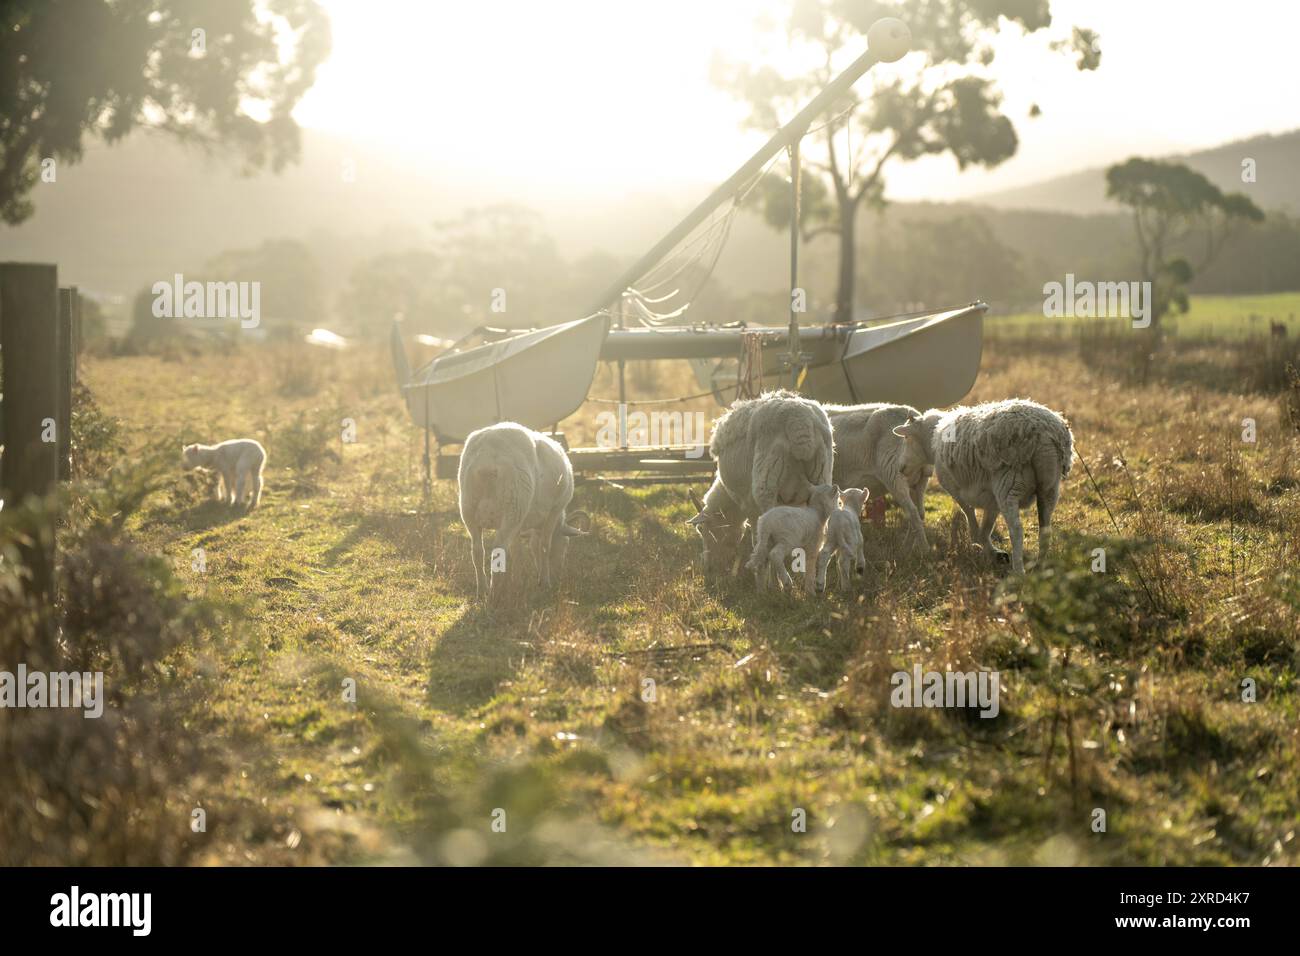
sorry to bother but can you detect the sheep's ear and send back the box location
[687,487,705,512]
[686,511,705,527]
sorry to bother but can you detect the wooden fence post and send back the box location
[58,286,74,480]
[1,262,60,600]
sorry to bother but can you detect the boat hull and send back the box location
[404,313,609,442]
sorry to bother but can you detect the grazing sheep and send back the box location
[893,399,1073,574]
[816,487,869,593]
[744,483,840,593]
[824,403,932,550]
[686,473,747,575]
[182,439,266,509]
[705,388,834,528]
[458,422,586,600]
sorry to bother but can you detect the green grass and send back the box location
[74,303,1300,866]
[989,291,1300,338]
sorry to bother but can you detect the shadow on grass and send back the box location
[321,508,461,567]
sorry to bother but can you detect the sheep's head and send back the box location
[181,444,202,469]
[686,486,744,573]
[809,483,840,519]
[892,413,936,464]
[838,487,869,518]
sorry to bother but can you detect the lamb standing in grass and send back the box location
[825,403,932,550]
[457,422,586,601]
[817,487,869,593]
[745,483,840,593]
[694,389,834,542]
[182,439,266,509]
[893,399,1073,574]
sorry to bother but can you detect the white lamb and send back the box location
[824,403,932,551]
[688,389,834,561]
[685,473,747,575]
[816,487,869,593]
[892,399,1074,574]
[457,422,586,600]
[182,439,266,509]
[744,483,840,593]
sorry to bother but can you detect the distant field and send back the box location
[43,292,1300,865]
[988,291,1300,338]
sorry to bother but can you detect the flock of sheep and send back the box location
[457,390,1074,601]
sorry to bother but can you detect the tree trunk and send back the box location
[834,197,858,324]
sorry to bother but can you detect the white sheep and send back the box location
[685,472,747,575]
[182,438,266,509]
[816,487,869,593]
[893,399,1074,574]
[824,403,932,550]
[692,389,834,541]
[457,422,586,600]
[744,483,840,593]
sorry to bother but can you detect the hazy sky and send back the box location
[294,0,1300,203]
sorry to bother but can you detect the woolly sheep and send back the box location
[686,472,747,575]
[824,403,932,550]
[893,399,1073,574]
[744,483,840,593]
[699,388,834,530]
[816,487,869,593]
[182,438,266,509]
[457,422,586,600]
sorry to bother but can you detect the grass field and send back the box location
[19,297,1300,866]
[988,291,1300,338]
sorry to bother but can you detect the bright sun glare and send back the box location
[295,0,1300,203]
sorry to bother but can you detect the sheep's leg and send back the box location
[976,507,1002,559]
[837,547,852,591]
[815,545,833,593]
[549,524,569,584]
[952,499,980,553]
[250,468,264,509]
[771,546,794,590]
[890,474,928,551]
[803,542,818,594]
[214,472,227,503]
[995,489,1026,574]
[1032,449,1061,565]
[468,528,487,599]
[487,522,523,601]
[234,469,248,508]
[223,470,238,505]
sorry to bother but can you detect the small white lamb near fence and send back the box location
[182,439,266,509]
[457,422,586,601]
[825,403,932,550]
[744,483,840,593]
[893,399,1073,574]
[686,473,747,575]
[817,487,869,593]
[695,388,834,536]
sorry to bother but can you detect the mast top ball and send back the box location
[867,18,911,63]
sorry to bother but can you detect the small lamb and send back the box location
[686,473,747,575]
[824,403,932,551]
[744,483,840,593]
[182,439,266,509]
[458,421,586,601]
[817,487,869,593]
[893,399,1073,574]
